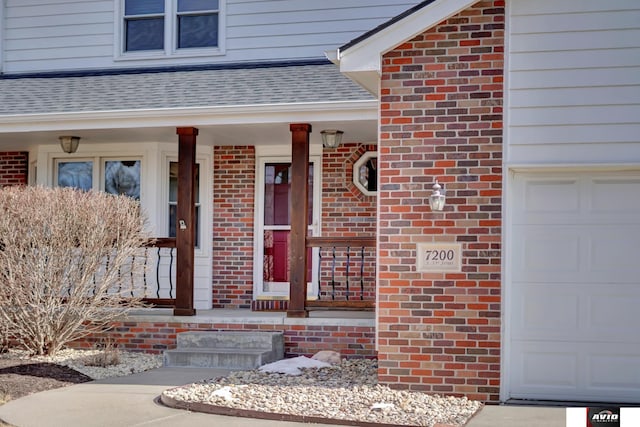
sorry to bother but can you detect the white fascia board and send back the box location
[0,100,377,133]
[337,0,478,95]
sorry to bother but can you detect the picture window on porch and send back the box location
[122,0,221,53]
[56,159,141,200]
[168,161,200,247]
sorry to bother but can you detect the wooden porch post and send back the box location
[288,123,311,318]
[174,127,198,316]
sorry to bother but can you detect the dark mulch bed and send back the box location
[0,358,91,404]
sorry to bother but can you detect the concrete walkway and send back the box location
[0,367,565,427]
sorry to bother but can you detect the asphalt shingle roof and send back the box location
[0,62,374,116]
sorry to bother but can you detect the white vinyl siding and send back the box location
[506,0,640,164]
[2,0,421,73]
[4,0,114,73]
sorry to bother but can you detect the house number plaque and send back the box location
[416,243,462,272]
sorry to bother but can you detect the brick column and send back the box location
[377,0,504,402]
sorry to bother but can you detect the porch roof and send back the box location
[0,61,373,116]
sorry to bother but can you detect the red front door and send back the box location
[262,162,313,292]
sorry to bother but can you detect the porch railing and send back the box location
[139,238,177,307]
[105,238,177,307]
[49,238,177,308]
[305,236,376,310]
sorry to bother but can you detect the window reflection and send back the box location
[57,161,93,191]
[105,160,141,200]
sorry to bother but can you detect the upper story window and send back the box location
[121,0,222,57]
[124,0,165,52]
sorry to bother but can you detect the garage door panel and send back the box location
[513,228,581,281]
[513,226,640,283]
[512,284,579,339]
[510,342,579,392]
[589,353,640,392]
[514,178,580,224]
[508,170,640,402]
[589,228,640,279]
[511,342,640,403]
[512,283,640,343]
[590,178,640,214]
[514,174,640,225]
[521,178,580,213]
[587,294,640,342]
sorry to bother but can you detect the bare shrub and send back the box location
[0,186,150,356]
[0,321,8,354]
[84,337,121,367]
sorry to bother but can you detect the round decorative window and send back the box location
[353,151,377,196]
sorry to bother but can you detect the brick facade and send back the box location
[0,152,28,187]
[72,321,375,358]
[213,143,378,309]
[212,146,256,309]
[322,143,377,236]
[377,1,504,402]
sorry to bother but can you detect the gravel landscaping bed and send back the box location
[1,350,481,426]
[0,348,163,380]
[162,358,483,427]
[0,348,162,405]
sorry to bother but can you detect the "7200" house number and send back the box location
[417,243,462,272]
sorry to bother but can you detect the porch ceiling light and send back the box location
[59,136,80,154]
[321,129,343,149]
[429,180,446,211]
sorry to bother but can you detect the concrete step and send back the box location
[163,348,275,369]
[164,331,285,369]
[176,331,284,352]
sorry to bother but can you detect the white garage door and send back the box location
[508,171,640,403]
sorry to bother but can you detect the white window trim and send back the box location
[54,156,143,198]
[162,154,210,257]
[114,0,226,62]
[253,145,322,300]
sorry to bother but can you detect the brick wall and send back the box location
[213,146,256,309]
[213,144,378,309]
[322,143,377,236]
[0,152,28,187]
[72,321,375,358]
[377,0,504,402]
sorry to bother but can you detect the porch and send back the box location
[127,122,378,317]
[0,126,379,317]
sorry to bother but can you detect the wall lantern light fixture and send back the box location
[320,129,343,149]
[59,136,80,154]
[429,180,446,211]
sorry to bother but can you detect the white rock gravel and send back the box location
[0,348,163,380]
[162,358,482,427]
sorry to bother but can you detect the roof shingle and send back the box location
[0,63,373,116]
